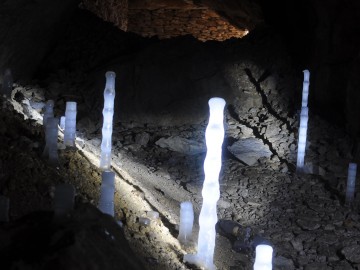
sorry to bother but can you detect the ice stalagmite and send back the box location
[296,70,310,172]
[301,70,310,107]
[296,107,308,171]
[60,116,65,130]
[254,245,273,270]
[184,97,226,270]
[98,171,115,216]
[178,201,194,246]
[345,163,357,205]
[100,71,116,170]
[64,102,77,147]
[43,100,54,128]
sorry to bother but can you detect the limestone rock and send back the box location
[155,136,205,155]
[296,218,321,231]
[331,260,354,270]
[135,132,150,146]
[227,138,272,165]
[341,245,360,263]
[304,262,329,270]
[273,256,295,270]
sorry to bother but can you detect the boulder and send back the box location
[227,138,272,165]
[155,136,205,155]
[341,245,360,263]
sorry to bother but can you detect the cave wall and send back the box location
[1,0,360,140]
[38,10,296,129]
[311,0,360,140]
[258,0,360,140]
[0,0,79,82]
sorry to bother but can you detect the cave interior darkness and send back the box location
[1,0,360,269]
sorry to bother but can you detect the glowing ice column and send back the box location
[178,201,194,246]
[60,116,66,130]
[43,100,54,128]
[0,196,9,222]
[296,70,310,172]
[54,184,75,219]
[98,171,115,216]
[345,163,357,205]
[100,71,116,170]
[296,107,308,171]
[301,70,310,107]
[64,102,77,147]
[2,68,13,98]
[254,245,273,270]
[184,97,226,270]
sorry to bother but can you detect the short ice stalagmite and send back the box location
[254,244,273,270]
[64,102,77,147]
[345,163,357,205]
[98,171,115,217]
[178,201,194,246]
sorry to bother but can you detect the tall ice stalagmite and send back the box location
[100,71,116,170]
[184,97,226,270]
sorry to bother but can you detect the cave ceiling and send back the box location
[82,0,263,41]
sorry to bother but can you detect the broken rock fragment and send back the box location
[155,136,205,155]
[227,138,272,165]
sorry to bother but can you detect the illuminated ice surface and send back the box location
[64,101,77,147]
[345,163,357,205]
[296,107,308,171]
[302,70,310,107]
[2,68,13,98]
[100,71,116,170]
[43,100,54,128]
[60,116,65,130]
[98,171,115,216]
[43,117,59,166]
[297,70,310,172]
[254,245,273,270]
[139,217,151,226]
[147,211,159,220]
[0,195,9,222]
[184,97,226,270]
[54,184,75,219]
[178,201,194,246]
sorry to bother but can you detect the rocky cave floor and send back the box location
[0,79,360,270]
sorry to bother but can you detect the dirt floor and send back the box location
[0,80,360,269]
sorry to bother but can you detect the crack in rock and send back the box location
[110,166,180,238]
[227,104,294,171]
[244,68,294,133]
